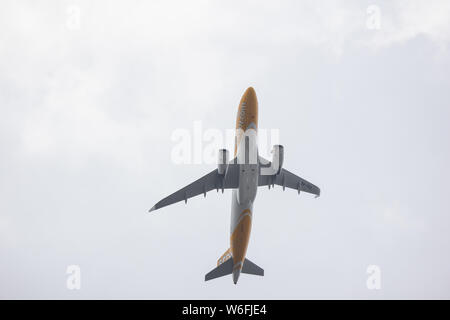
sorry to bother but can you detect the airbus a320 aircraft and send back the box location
[149,87,320,284]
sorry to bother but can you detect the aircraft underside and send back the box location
[149,87,320,284]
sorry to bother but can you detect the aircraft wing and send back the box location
[149,164,239,212]
[258,158,320,197]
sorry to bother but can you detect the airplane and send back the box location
[149,87,321,284]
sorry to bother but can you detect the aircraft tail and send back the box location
[205,251,264,282]
[217,248,232,266]
[205,258,233,281]
[241,258,264,276]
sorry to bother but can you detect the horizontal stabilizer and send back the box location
[205,258,233,281]
[242,258,264,276]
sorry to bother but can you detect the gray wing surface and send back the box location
[258,157,320,197]
[149,164,239,212]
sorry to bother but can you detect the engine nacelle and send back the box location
[271,145,284,175]
[218,149,229,175]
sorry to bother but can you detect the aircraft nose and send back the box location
[240,86,258,117]
[232,269,241,284]
[243,87,256,100]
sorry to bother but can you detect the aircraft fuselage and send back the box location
[230,87,259,284]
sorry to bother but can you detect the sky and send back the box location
[1,0,450,299]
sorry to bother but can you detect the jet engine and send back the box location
[271,145,284,175]
[218,149,229,175]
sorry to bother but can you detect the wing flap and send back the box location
[277,168,320,196]
[258,157,320,197]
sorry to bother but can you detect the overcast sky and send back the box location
[1,0,450,299]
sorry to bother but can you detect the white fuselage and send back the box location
[229,88,259,284]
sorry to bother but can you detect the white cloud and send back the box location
[364,0,450,49]
[380,203,426,232]
[2,1,449,165]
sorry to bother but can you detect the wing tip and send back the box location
[148,205,156,213]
